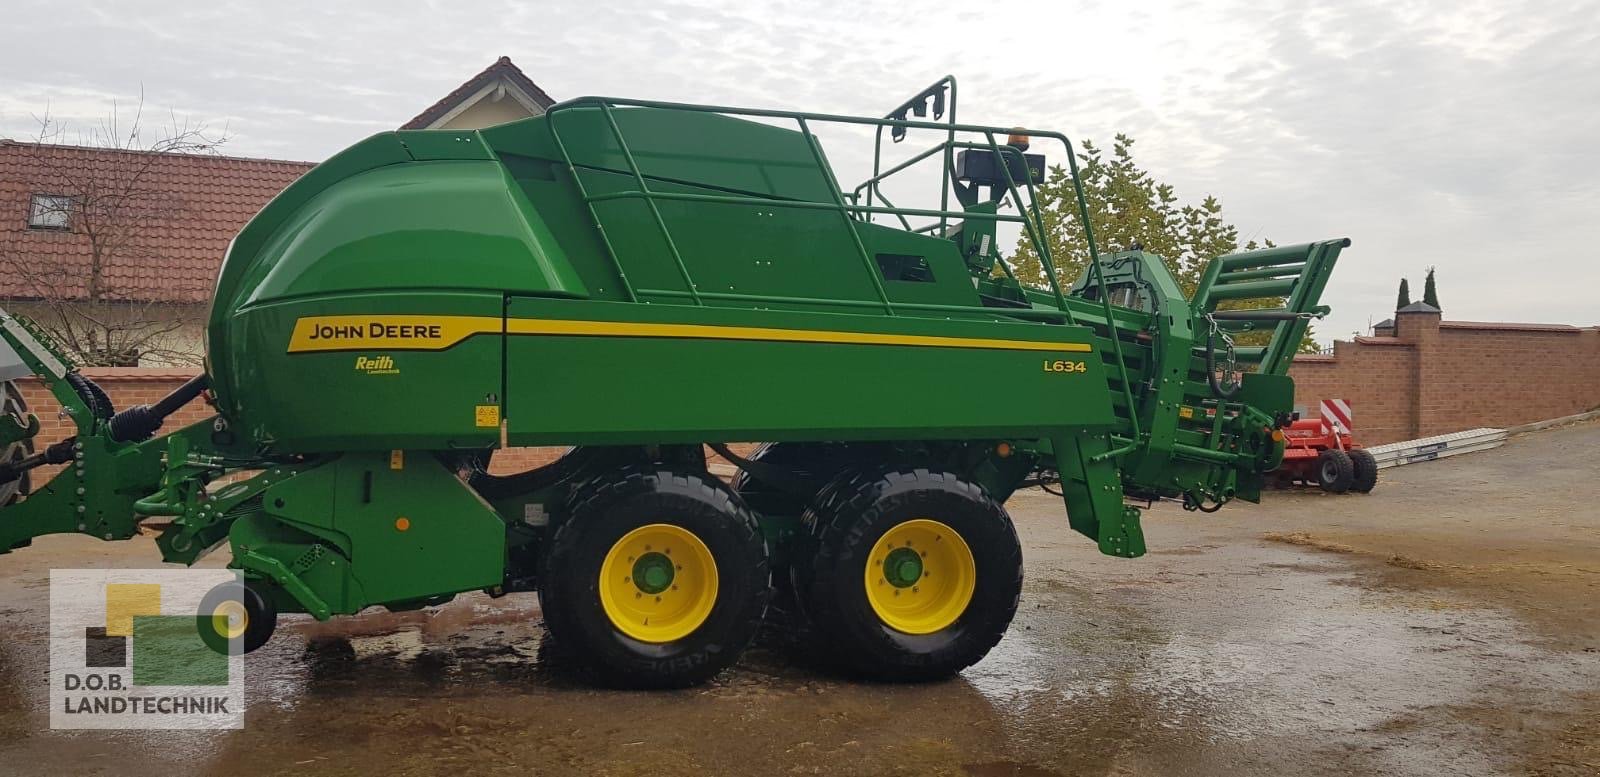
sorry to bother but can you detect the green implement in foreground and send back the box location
[0,76,1347,687]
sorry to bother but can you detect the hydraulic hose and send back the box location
[107,374,210,443]
[65,372,115,420]
[1182,491,1225,513]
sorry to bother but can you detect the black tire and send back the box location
[793,468,1022,682]
[196,579,278,655]
[730,442,857,608]
[1317,449,1356,494]
[730,443,807,609]
[1,382,32,506]
[240,580,278,653]
[539,467,769,688]
[1349,448,1379,493]
[730,442,851,518]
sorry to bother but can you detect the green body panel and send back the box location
[208,133,414,400]
[220,291,505,452]
[233,160,585,307]
[481,107,842,203]
[502,298,1111,446]
[229,452,505,616]
[577,169,971,310]
[579,167,882,307]
[0,82,1348,624]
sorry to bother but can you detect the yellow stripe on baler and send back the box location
[286,314,1093,354]
[505,318,1092,352]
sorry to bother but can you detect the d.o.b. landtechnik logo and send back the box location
[50,569,247,729]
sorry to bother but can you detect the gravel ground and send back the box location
[0,421,1595,776]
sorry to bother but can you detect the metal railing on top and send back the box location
[861,76,958,237]
[539,90,1107,320]
[539,87,1143,450]
[847,139,1049,292]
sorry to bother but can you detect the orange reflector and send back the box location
[1271,429,1285,442]
[395,517,411,532]
[996,442,1013,458]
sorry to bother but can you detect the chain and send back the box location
[1202,312,1241,398]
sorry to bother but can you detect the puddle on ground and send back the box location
[962,543,1600,774]
[1,535,1597,776]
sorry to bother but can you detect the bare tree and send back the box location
[1,95,229,366]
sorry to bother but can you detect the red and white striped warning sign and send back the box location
[1321,398,1353,433]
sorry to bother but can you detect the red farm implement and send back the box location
[1276,415,1378,494]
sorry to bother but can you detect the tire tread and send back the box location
[540,466,769,689]
[794,467,1021,682]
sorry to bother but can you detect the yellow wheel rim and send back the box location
[599,523,718,643]
[864,518,976,635]
[210,599,249,640]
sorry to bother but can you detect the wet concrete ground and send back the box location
[0,421,1596,776]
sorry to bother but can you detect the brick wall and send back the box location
[1289,340,1416,443]
[1289,308,1600,444]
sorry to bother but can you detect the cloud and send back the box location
[2,0,1596,336]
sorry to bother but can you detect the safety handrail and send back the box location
[597,103,702,305]
[544,96,1088,301]
[543,93,1139,443]
[797,116,896,314]
[542,91,1138,453]
[868,76,958,237]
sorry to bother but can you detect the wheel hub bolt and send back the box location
[631,551,676,594]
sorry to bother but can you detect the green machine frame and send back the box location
[0,76,1347,635]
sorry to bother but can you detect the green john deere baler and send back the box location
[0,77,1347,687]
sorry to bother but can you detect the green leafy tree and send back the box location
[1010,134,1317,351]
[1396,278,1411,309]
[1422,266,1440,308]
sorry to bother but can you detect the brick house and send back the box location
[0,141,313,364]
[0,57,552,367]
[402,56,555,131]
[2,57,563,473]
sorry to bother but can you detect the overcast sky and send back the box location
[3,0,1596,340]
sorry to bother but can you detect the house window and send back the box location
[28,194,73,230]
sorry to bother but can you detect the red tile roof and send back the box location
[0,139,313,304]
[402,56,556,130]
